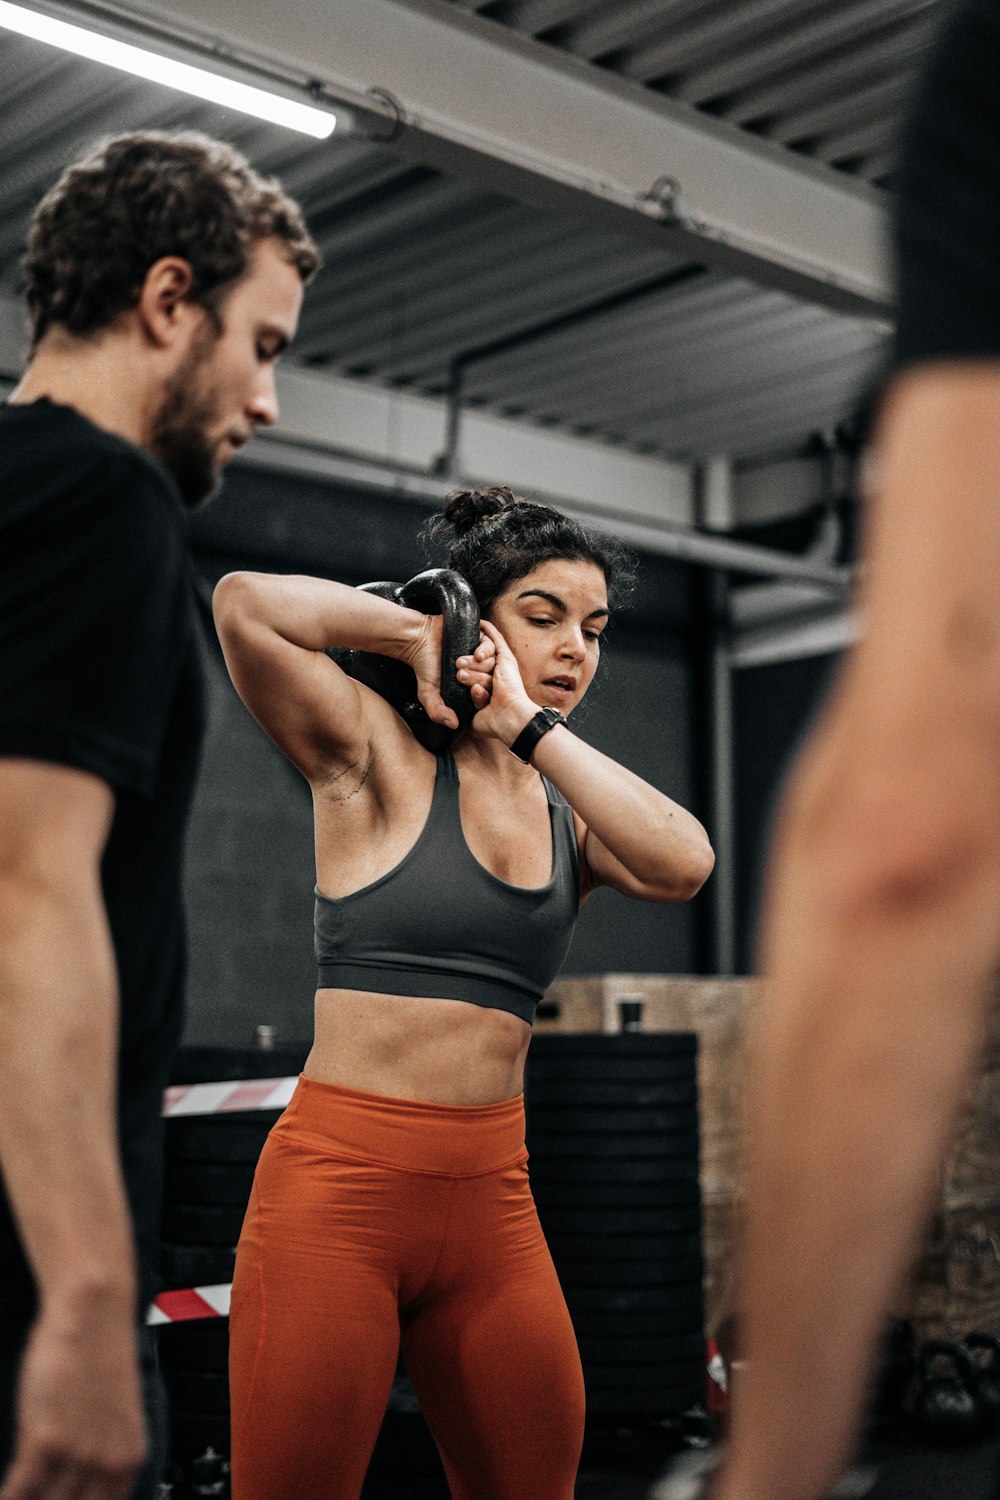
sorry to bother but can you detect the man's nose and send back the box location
[248,367,279,428]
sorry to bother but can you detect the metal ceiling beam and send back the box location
[42,0,894,318]
[729,608,859,668]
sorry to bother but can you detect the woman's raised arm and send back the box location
[212,571,467,780]
[468,621,714,903]
[534,729,714,903]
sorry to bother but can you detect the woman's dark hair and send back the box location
[422,486,635,614]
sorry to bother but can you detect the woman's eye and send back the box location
[529,617,555,627]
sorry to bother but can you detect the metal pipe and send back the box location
[246,427,854,593]
[709,572,738,975]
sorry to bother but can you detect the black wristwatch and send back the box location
[509,706,567,764]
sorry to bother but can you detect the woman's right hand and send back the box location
[403,619,496,728]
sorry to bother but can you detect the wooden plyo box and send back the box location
[539,974,1000,1345]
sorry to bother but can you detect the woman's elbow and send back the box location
[655,834,715,902]
[677,837,715,900]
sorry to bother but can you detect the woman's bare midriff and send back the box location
[303,986,533,1105]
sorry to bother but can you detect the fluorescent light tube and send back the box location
[0,0,337,137]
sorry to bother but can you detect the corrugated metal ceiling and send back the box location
[0,1,935,464]
[442,0,943,187]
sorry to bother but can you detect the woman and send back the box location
[213,486,714,1500]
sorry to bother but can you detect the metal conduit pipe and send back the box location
[245,427,854,594]
[591,510,852,594]
[710,578,738,977]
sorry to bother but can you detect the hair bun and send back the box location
[442,486,518,538]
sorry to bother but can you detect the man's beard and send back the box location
[150,330,223,510]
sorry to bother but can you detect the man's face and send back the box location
[151,237,304,508]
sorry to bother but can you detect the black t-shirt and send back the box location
[0,400,205,1321]
[894,0,1000,365]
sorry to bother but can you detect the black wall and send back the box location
[181,463,709,1047]
[732,651,841,974]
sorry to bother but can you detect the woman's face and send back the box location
[486,557,609,716]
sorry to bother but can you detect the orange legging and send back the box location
[229,1075,585,1500]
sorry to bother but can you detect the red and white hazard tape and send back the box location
[149,1284,231,1324]
[162,1076,297,1117]
[150,1074,299,1325]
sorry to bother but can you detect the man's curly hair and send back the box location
[23,130,320,352]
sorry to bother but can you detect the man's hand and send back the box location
[1,1298,146,1500]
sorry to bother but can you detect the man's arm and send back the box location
[0,758,146,1500]
[716,365,1000,1500]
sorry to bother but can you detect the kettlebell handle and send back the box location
[918,1338,979,1383]
[327,568,480,752]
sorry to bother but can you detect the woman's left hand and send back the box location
[454,631,498,715]
[462,621,537,746]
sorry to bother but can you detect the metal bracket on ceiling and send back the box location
[305,81,403,142]
[362,86,406,144]
[639,175,697,230]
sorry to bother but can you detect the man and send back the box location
[0,131,317,1500]
[654,2,1000,1497]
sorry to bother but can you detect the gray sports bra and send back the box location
[314,746,580,1024]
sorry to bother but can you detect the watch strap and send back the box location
[509,706,566,764]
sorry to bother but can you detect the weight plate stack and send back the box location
[158,1044,308,1466]
[367,1375,449,1483]
[525,1034,705,1423]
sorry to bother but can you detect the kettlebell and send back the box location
[964,1330,1000,1429]
[327,568,479,751]
[189,1446,228,1498]
[914,1338,982,1442]
[868,1318,914,1428]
